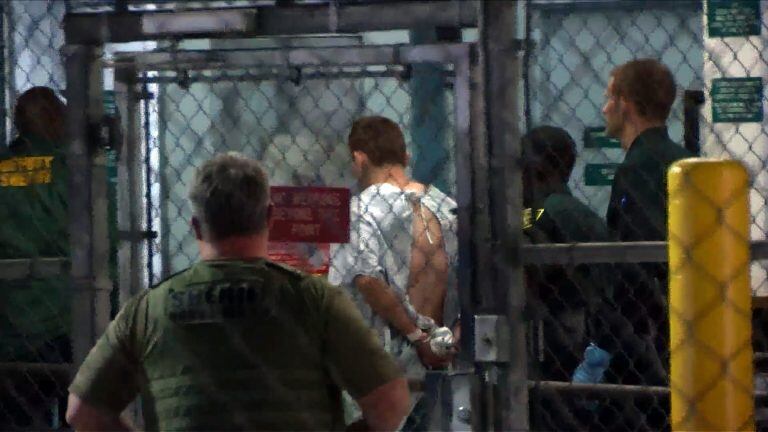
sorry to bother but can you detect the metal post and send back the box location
[115,65,144,305]
[3,0,16,145]
[480,1,528,430]
[668,159,754,431]
[114,66,147,428]
[683,89,705,156]
[410,27,450,192]
[451,41,476,432]
[65,43,106,367]
[0,0,6,146]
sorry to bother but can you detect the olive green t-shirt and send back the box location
[69,259,402,431]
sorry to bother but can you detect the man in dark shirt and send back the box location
[604,59,692,243]
[602,59,692,429]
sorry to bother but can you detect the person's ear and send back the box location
[352,150,368,166]
[191,216,203,241]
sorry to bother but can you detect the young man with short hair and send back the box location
[329,116,459,430]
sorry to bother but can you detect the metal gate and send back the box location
[110,42,474,430]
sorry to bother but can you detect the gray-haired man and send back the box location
[66,153,410,431]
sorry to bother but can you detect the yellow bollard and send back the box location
[668,159,754,431]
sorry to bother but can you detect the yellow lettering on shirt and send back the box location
[0,156,54,187]
[523,208,545,229]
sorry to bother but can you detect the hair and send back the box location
[14,86,66,143]
[521,126,576,183]
[610,59,676,122]
[348,116,407,167]
[189,153,270,240]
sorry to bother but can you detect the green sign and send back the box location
[584,163,619,186]
[583,127,621,149]
[707,0,761,37]
[711,77,764,123]
[104,90,117,116]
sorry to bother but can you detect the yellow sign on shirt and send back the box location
[522,208,545,229]
[0,156,54,187]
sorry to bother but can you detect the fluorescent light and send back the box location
[142,10,254,36]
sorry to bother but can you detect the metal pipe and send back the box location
[0,258,69,280]
[65,44,104,367]
[142,77,154,287]
[4,0,17,144]
[522,239,768,265]
[115,66,144,306]
[5,241,768,280]
[0,0,7,146]
[132,70,453,84]
[532,380,764,402]
[530,380,669,397]
[65,1,479,44]
[0,362,72,375]
[481,0,528,429]
[528,0,701,11]
[108,43,469,71]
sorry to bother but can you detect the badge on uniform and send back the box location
[523,208,545,229]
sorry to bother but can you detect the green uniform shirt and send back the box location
[69,259,402,431]
[524,186,613,313]
[0,134,69,361]
[524,186,622,369]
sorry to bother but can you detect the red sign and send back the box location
[268,242,331,275]
[269,186,350,243]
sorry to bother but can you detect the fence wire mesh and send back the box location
[2,0,768,430]
[118,60,464,429]
[145,66,456,278]
[523,1,768,431]
[0,1,70,430]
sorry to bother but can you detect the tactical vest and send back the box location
[137,260,346,431]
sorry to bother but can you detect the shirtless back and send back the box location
[403,182,450,327]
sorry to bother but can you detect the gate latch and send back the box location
[474,314,511,362]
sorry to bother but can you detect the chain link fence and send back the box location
[0,1,71,430]
[2,0,768,430]
[144,65,456,279]
[107,43,468,429]
[523,1,768,431]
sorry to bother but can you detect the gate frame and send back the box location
[114,42,475,431]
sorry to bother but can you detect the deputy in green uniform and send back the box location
[66,153,410,431]
[0,87,70,429]
[0,86,69,360]
[522,126,616,431]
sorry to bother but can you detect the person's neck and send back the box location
[198,231,269,261]
[361,164,410,190]
[527,181,567,206]
[621,119,665,151]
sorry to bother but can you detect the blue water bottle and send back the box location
[572,343,611,384]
